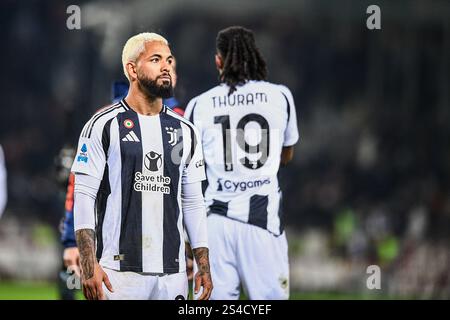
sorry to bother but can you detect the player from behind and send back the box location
[72,32,212,300]
[185,26,299,300]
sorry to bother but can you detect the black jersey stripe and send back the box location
[188,101,197,123]
[120,99,131,110]
[96,164,110,262]
[281,92,291,123]
[277,191,285,235]
[248,195,269,230]
[95,118,114,262]
[160,112,182,273]
[101,118,113,158]
[187,124,196,165]
[118,110,143,272]
[166,108,197,164]
[276,169,285,235]
[96,118,112,261]
[165,107,196,132]
[209,199,229,216]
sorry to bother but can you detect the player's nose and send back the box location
[160,60,171,72]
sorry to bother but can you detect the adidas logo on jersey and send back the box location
[122,131,140,142]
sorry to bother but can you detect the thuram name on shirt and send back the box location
[134,171,171,194]
[212,92,268,108]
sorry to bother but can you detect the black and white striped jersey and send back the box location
[71,99,206,274]
[185,81,299,236]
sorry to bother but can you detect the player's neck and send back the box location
[125,87,163,116]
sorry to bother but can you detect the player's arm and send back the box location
[71,117,113,300]
[76,228,112,300]
[182,181,212,300]
[192,246,212,300]
[182,230,194,281]
[280,86,300,165]
[280,146,295,166]
[74,173,113,300]
[182,125,212,300]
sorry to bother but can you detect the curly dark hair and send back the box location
[216,26,268,95]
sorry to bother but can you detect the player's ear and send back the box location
[126,62,138,81]
[215,54,223,72]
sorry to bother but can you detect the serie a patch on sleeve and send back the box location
[113,254,125,261]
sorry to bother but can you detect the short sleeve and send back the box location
[183,125,206,184]
[280,86,300,147]
[71,120,107,180]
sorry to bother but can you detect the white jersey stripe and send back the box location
[101,118,122,270]
[140,114,165,273]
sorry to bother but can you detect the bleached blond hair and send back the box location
[122,32,169,81]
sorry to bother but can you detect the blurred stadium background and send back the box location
[0,0,449,299]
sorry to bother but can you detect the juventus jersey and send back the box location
[71,99,205,274]
[185,81,299,236]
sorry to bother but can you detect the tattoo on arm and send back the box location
[75,229,95,280]
[193,247,210,274]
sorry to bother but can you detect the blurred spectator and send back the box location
[0,145,6,218]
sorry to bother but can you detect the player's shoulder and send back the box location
[251,80,293,96]
[82,101,127,138]
[186,85,227,121]
[87,102,125,123]
[276,83,294,98]
[164,106,197,132]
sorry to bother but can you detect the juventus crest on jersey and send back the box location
[185,80,299,236]
[72,99,205,274]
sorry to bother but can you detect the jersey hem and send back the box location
[100,261,184,274]
[208,212,284,237]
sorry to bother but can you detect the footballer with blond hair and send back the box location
[72,32,212,300]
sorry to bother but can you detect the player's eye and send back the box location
[150,57,159,63]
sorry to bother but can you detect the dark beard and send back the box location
[137,74,173,99]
